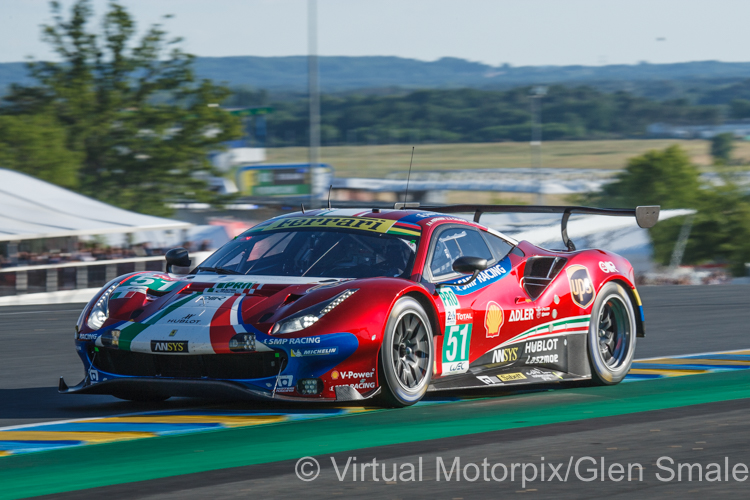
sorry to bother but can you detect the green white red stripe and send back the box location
[496,315,591,349]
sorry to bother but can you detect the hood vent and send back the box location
[523,257,567,300]
[282,293,304,305]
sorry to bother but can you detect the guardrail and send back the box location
[0,252,211,297]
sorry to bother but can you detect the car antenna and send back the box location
[403,146,415,207]
[327,184,333,209]
[300,203,305,214]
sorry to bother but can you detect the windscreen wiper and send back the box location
[194,266,242,275]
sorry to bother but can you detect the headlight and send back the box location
[271,289,357,335]
[87,283,119,330]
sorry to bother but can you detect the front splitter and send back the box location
[58,376,380,403]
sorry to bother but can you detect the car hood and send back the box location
[97,272,356,355]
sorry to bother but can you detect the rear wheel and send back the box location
[378,297,434,407]
[588,282,636,385]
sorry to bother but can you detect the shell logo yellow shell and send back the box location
[331,370,340,380]
[485,301,503,338]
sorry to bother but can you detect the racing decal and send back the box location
[473,315,590,368]
[425,216,469,227]
[119,275,180,294]
[166,313,203,325]
[477,375,503,385]
[150,340,189,353]
[139,294,196,326]
[499,315,590,347]
[259,216,396,234]
[632,287,645,323]
[328,368,377,393]
[210,294,245,354]
[508,308,534,322]
[264,337,322,345]
[524,338,562,365]
[490,346,519,365]
[566,265,595,309]
[337,369,375,380]
[485,301,503,338]
[205,282,260,294]
[330,380,377,392]
[275,375,295,393]
[395,211,441,224]
[498,372,526,382]
[387,221,422,237]
[599,261,617,273]
[291,347,339,357]
[535,306,551,319]
[449,257,512,295]
[524,368,564,382]
[438,287,461,326]
[442,323,472,375]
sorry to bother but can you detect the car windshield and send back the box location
[196,229,420,279]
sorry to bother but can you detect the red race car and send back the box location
[63,204,659,407]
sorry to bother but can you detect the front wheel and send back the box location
[378,297,434,407]
[588,282,637,385]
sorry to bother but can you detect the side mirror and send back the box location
[439,256,489,288]
[452,256,489,275]
[165,247,191,273]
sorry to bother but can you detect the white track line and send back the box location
[634,347,750,362]
[0,309,81,316]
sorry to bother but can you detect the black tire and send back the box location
[113,392,170,402]
[377,297,434,407]
[587,282,637,385]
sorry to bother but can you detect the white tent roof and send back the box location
[0,168,192,242]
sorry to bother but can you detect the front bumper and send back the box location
[58,376,380,402]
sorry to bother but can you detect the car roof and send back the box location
[256,208,517,245]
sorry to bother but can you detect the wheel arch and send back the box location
[608,278,645,338]
[403,290,440,339]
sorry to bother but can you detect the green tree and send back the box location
[2,0,241,216]
[682,183,750,276]
[0,114,82,187]
[589,145,701,209]
[710,133,735,164]
[588,145,750,276]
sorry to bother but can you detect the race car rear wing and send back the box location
[419,204,661,251]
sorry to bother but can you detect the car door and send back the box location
[423,224,516,377]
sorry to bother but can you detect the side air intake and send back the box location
[523,257,567,300]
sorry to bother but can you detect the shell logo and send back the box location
[485,301,503,338]
[331,370,340,380]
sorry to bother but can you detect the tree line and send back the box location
[225,85,730,148]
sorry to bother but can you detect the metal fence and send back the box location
[0,256,167,296]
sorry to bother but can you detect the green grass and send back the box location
[266,139,747,178]
[2,370,750,499]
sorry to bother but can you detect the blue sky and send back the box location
[2,0,748,66]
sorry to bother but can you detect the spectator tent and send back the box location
[0,168,191,242]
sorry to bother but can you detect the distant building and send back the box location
[647,122,750,139]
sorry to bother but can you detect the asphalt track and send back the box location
[0,284,749,499]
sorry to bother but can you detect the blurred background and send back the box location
[1,0,749,302]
